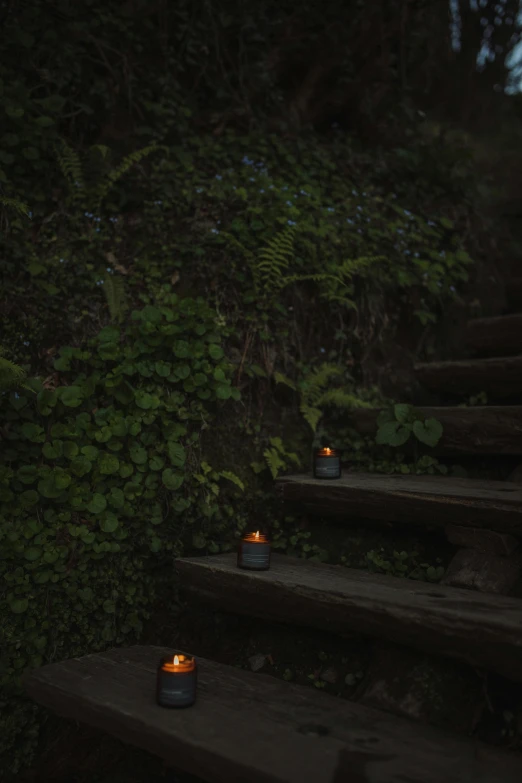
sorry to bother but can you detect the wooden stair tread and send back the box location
[414,355,522,398]
[176,554,522,684]
[24,645,522,783]
[465,313,522,356]
[275,472,522,534]
[348,405,522,455]
[507,278,522,311]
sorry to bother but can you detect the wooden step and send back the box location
[348,405,522,455]
[414,355,522,398]
[24,645,522,783]
[176,554,522,684]
[465,313,522,356]
[507,278,522,311]
[275,473,522,534]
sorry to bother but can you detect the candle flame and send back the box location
[255,530,260,539]
[324,447,332,455]
[173,655,179,666]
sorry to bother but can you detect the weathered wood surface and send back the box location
[414,355,522,398]
[331,742,522,783]
[176,554,522,683]
[24,645,522,783]
[465,314,522,357]
[348,406,522,455]
[507,278,522,311]
[275,473,522,534]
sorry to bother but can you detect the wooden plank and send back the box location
[331,743,522,783]
[507,278,522,311]
[414,355,522,398]
[348,406,522,455]
[275,473,522,534]
[24,645,522,783]
[176,554,522,684]
[465,314,522,356]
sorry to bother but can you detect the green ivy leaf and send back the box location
[167,441,186,467]
[98,453,120,475]
[215,384,232,400]
[192,533,207,549]
[37,389,58,415]
[173,340,190,358]
[81,445,99,460]
[103,599,116,613]
[162,468,184,490]
[208,344,224,360]
[9,598,29,614]
[58,386,84,407]
[413,418,443,447]
[135,391,153,409]
[70,456,92,477]
[42,440,63,459]
[154,361,171,377]
[17,465,38,484]
[394,403,414,425]
[119,463,134,478]
[87,493,107,514]
[108,487,125,508]
[63,441,79,459]
[24,547,42,561]
[149,455,164,471]
[375,421,411,447]
[129,445,147,464]
[100,514,119,533]
[149,537,162,553]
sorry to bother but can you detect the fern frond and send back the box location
[219,231,255,259]
[263,447,285,479]
[0,196,30,217]
[93,145,161,208]
[273,372,297,391]
[315,389,373,409]
[254,226,296,293]
[56,140,84,192]
[102,274,128,322]
[301,363,345,406]
[219,470,245,491]
[0,349,31,393]
[299,404,323,432]
[337,256,387,278]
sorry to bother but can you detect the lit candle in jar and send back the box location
[313,446,341,479]
[237,530,271,571]
[156,653,197,708]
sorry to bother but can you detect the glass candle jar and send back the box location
[313,446,341,479]
[156,653,197,708]
[237,530,271,571]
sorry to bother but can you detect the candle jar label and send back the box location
[314,456,341,478]
[238,541,270,570]
[157,670,196,708]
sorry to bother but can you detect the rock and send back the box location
[320,667,337,684]
[445,524,519,557]
[441,548,522,594]
[248,653,266,672]
[360,643,482,734]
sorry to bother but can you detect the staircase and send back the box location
[25,283,522,782]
